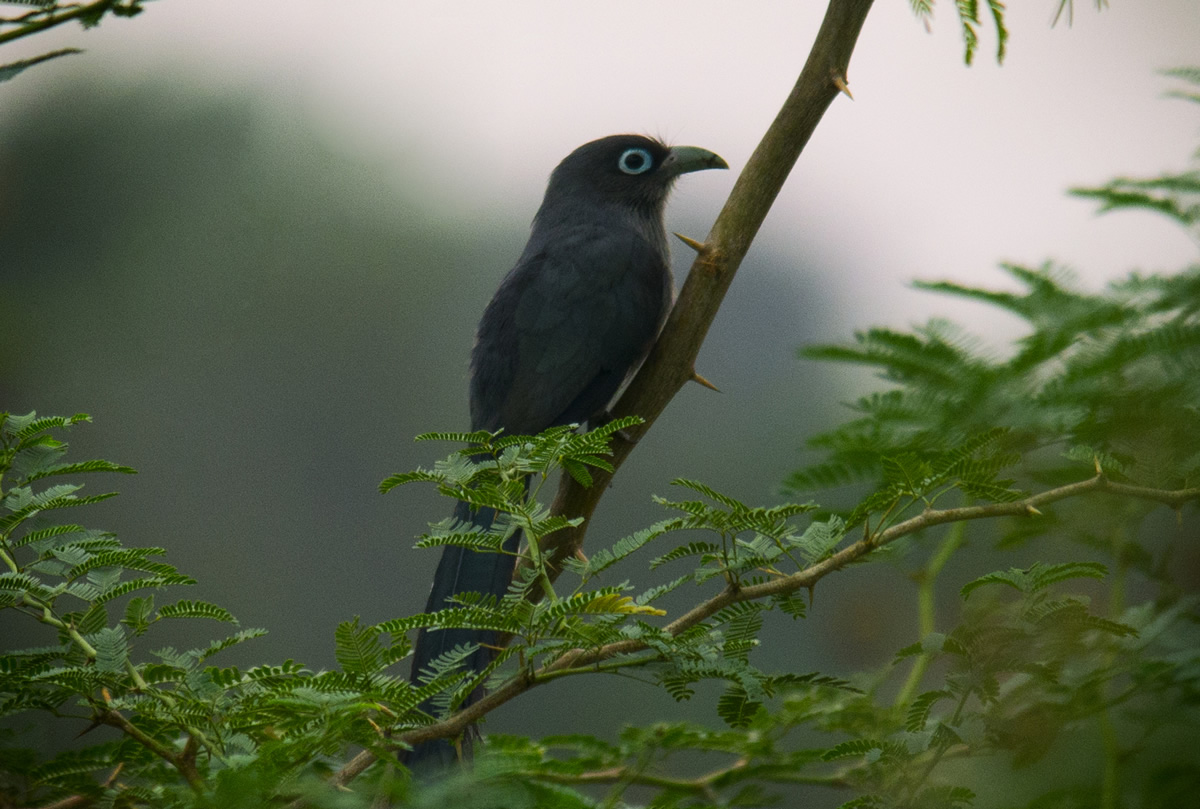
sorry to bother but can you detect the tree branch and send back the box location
[526,761,851,794]
[325,474,1197,791]
[539,0,877,574]
[98,708,204,792]
[0,0,118,47]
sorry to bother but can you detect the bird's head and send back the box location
[542,134,727,217]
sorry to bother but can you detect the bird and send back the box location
[406,134,727,768]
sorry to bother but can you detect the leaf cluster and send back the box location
[0,413,429,806]
[3,64,1200,809]
[788,264,1200,543]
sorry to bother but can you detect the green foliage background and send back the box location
[3,68,1199,808]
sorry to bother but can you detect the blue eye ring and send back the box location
[617,147,653,175]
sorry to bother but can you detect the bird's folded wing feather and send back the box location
[474,225,668,434]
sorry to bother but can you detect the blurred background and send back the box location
[1,0,1198,786]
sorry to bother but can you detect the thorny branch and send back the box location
[538,0,878,575]
[324,473,1198,790]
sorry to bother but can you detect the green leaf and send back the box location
[413,529,500,550]
[772,591,808,619]
[335,616,383,676]
[413,429,499,444]
[90,626,128,674]
[635,575,690,605]
[66,548,172,579]
[11,523,87,547]
[92,573,196,604]
[961,561,1108,599]
[834,797,885,809]
[560,456,594,487]
[670,478,746,510]
[378,469,443,492]
[794,516,846,564]
[986,0,1008,62]
[1,490,118,535]
[23,458,137,484]
[905,689,951,731]
[29,744,117,786]
[0,571,42,601]
[575,520,683,578]
[1028,561,1109,591]
[716,683,760,728]
[10,413,91,441]
[189,628,269,661]
[157,600,237,624]
[650,541,721,569]
[823,738,895,761]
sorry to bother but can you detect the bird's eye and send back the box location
[617,147,653,175]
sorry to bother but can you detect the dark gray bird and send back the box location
[407,134,727,767]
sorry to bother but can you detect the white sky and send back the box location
[7,0,1199,338]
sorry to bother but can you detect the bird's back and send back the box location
[469,218,671,434]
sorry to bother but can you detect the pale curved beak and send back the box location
[661,145,729,177]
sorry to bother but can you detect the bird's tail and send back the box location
[405,498,521,768]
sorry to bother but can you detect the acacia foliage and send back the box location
[3,73,1200,809]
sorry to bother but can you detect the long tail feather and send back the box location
[405,499,520,768]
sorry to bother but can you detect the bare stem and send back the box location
[894,518,967,707]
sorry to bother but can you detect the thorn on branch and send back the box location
[690,370,721,392]
[673,232,708,253]
[1025,504,1043,517]
[832,72,854,100]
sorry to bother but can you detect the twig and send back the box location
[321,474,1198,793]
[894,519,966,707]
[32,795,94,809]
[27,764,121,809]
[529,761,850,792]
[0,0,118,46]
[98,708,204,792]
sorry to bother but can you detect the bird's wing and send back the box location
[470,225,669,434]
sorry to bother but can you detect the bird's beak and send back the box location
[661,145,728,177]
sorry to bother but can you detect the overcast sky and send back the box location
[7,0,1198,341]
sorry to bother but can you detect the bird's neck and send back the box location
[532,198,669,253]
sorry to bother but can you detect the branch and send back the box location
[654,475,1199,635]
[528,761,851,792]
[894,520,966,707]
[29,765,123,809]
[98,707,204,792]
[33,796,94,809]
[324,475,1197,791]
[0,1,118,47]
[538,0,877,574]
